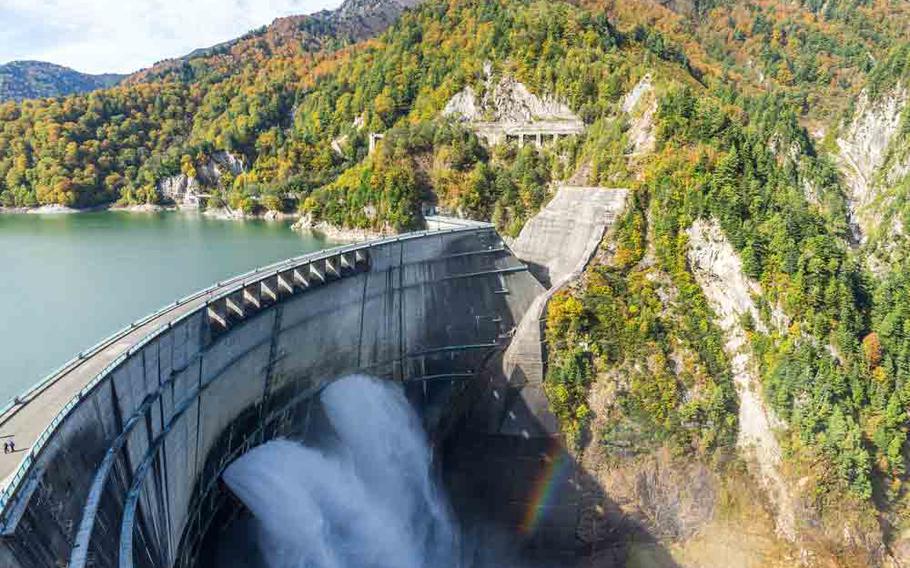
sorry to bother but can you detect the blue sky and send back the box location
[0,0,343,74]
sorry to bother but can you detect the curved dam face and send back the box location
[0,223,545,568]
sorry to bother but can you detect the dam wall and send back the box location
[0,224,544,568]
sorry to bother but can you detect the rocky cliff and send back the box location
[445,73,581,125]
[622,74,657,156]
[443,64,583,129]
[686,218,796,541]
[156,151,245,208]
[837,86,908,243]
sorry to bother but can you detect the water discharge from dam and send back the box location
[222,375,459,568]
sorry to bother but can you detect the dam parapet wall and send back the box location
[0,223,543,568]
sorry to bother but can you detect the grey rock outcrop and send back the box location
[332,0,424,25]
[442,86,480,121]
[622,74,656,156]
[837,86,908,241]
[156,174,201,208]
[621,73,652,114]
[156,151,245,208]
[445,73,580,124]
[443,67,584,146]
[687,218,796,542]
[195,151,245,185]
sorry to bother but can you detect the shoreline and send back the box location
[290,217,391,243]
[0,204,173,215]
[0,204,109,215]
[0,204,394,242]
[1,203,298,222]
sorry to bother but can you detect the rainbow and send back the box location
[519,439,572,535]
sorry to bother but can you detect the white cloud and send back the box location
[0,0,343,74]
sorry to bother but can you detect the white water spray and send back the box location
[222,375,458,568]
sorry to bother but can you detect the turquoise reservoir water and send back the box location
[0,211,331,406]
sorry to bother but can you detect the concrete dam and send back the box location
[0,189,628,568]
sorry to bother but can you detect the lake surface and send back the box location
[0,211,331,406]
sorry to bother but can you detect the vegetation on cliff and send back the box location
[539,0,910,560]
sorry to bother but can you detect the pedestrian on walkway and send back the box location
[9,439,15,452]
[3,442,8,454]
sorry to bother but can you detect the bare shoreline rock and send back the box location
[290,215,390,242]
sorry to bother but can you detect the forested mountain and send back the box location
[124,0,423,86]
[5,0,910,563]
[0,61,123,102]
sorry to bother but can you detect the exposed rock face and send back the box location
[687,221,890,563]
[331,135,349,156]
[688,219,764,329]
[622,74,657,156]
[686,218,797,542]
[443,67,584,145]
[311,0,427,45]
[156,151,245,208]
[442,86,480,121]
[156,174,201,208]
[486,76,579,124]
[195,151,245,185]
[291,213,389,242]
[837,86,908,241]
[583,448,718,543]
[622,74,652,114]
[445,73,580,125]
[331,0,424,28]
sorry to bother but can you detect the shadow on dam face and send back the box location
[197,375,682,568]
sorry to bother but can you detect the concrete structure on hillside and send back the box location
[444,187,630,561]
[493,187,629,436]
[0,191,628,567]
[471,121,585,148]
[368,132,384,154]
[443,71,586,148]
